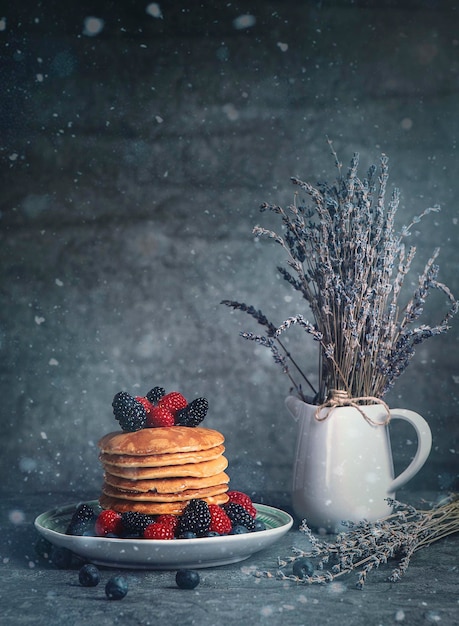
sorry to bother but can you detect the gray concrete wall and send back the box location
[1,1,458,502]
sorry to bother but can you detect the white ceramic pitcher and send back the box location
[286,395,432,532]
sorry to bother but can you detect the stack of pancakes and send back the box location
[98,426,230,515]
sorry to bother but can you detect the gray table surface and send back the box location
[1,491,458,626]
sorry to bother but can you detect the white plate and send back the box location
[34,501,293,569]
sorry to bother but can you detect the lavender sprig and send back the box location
[255,494,459,589]
[223,145,458,401]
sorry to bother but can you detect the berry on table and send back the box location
[175,569,200,589]
[292,557,314,579]
[146,404,175,428]
[177,499,211,537]
[222,502,256,531]
[175,397,209,427]
[95,510,123,537]
[112,391,146,432]
[227,491,257,518]
[208,504,232,535]
[143,522,175,540]
[105,575,128,600]
[51,546,74,569]
[78,564,100,587]
[158,391,188,416]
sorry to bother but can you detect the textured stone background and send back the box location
[1,0,458,502]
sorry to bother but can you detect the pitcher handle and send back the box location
[388,408,432,492]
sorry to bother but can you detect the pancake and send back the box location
[102,481,229,502]
[104,471,230,494]
[99,492,229,515]
[98,426,224,456]
[101,455,228,480]
[99,443,225,468]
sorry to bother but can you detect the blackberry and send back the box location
[121,511,154,536]
[146,386,166,404]
[222,503,256,531]
[112,391,146,432]
[175,397,209,427]
[66,503,95,536]
[177,499,211,537]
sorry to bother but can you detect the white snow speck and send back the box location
[155,115,164,123]
[36,74,44,82]
[49,358,59,366]
[19,457,37,473]
[9,153,18,161]
[83,16,104,37]
[40,431,48,440]
[277,42,288,52]
[146,3,163,19]
[395,609,405,621]
[0,17,6,31]
[9,509,26,524]
[222,103,238,121]
[260,606,274,617]
[55,278,64,287]
[233,14,256,30]
[34,316,45,325]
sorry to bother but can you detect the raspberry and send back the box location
[66,503,95,536]
[121,511,154,536]
[227,491,257,518]
[222,502,256,531]
[146,386,166,404]
[112,391,146,432]
[155,514,179,534]
[175,397,209,427]
[143,522,175,540]
[95,510,123,537]
[177,499,211,537]
[158,391,188,416]
[146,404,175,428]
[208,504,232,535]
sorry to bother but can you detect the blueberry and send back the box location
[230,525,250,535]
[78,564,100,587]
[292,557,314,579]
[51,546,73,569]
[205,531,220,537]
[178,531,197,539]
[175,569,200,589]
[253,519,266,532]
[105,575,128,600]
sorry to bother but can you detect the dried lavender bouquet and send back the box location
[223,142,458,403]
[257,494,459,589]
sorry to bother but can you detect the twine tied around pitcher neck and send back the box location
[314,389,391,426]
